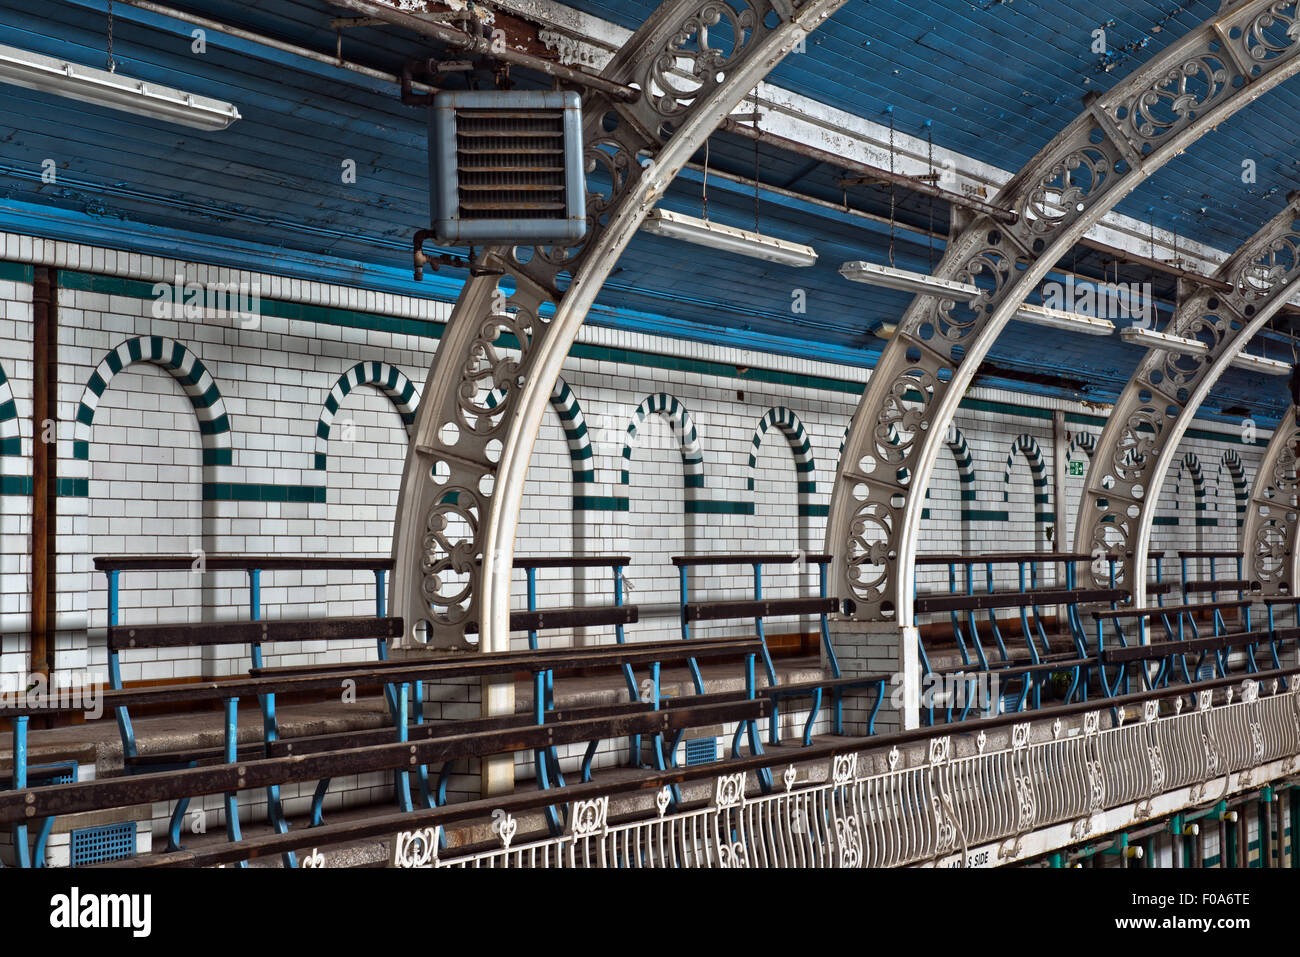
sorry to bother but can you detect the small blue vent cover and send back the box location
[428,90,587,245]
[684,737,717,766]
[70,822,136,867]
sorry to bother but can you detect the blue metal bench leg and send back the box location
[32,814,55,868]
[802,688,821,746]
[166,794,192,852]
[10,716,29,868]
[395,684,413,813]
[581,740,598,783]
[310,780,330,827]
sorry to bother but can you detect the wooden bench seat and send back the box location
[462,604,638,634]
[1091,599,1250,622]
[683,597,837,622]
[1182,579,1259,594]
[915,587,1125,615]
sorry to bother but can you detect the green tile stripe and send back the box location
[622,393,704,488]
[203,483,326,503]
[45,270,1290,446]
[0,475,32,495]
[72,335,231,465]
[0,262,33,282]
[315,361,417,470]
[686,500,754,515]
[574,495,628,512]
[55,480,326,501]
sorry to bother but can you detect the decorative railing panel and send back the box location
[390,680,1300,868]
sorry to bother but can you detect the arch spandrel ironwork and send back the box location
[826,0,1300,626]
[1074,196,1300,603]
[1242,407,1300,594]
[391,0,849,650]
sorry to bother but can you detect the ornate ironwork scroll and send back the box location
[827,0,1300,624]
[1074,195,1300,599]
[1242,406,1300,593]
[390,0,849,649]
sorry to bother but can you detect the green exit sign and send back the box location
[1069,460,1084,477]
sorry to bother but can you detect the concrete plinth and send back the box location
[827,619,919,733]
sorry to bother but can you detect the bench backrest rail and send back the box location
[673,553,842,694]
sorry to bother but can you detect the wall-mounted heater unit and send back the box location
[427,90,587,245]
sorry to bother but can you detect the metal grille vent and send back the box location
[684,737,717,766]
[428,90,586,245]
[70,822,136,867]
[455,109,567,221]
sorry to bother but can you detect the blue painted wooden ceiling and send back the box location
[0,0,1296,421]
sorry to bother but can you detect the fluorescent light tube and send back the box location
[642,209,817,267]
[1011,302,1115,336]
[842,261,1115,336]
[840,260,980,300]
[1121,326,1290,375]
[1231,353,1290,376]
[1120,326,1209,354]
[0,43,240,130]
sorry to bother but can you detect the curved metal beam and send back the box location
[1075,196,1300,604]
[827,0,1300,626]
[1242,407,1300,594]
[391,0,848,651]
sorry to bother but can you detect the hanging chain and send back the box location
[753,88,761,232]
[107,0,116,73]
[702,138,709,221]
[926,121,935,272]
[888,108,896,268]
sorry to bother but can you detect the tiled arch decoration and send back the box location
[621,393,704,496]
[0,362,19,458]
[313,361,418,471]
[485,377,594,499]
[1220,450,1249,529]
[1002,433,1050,524]
[747,406,816,514]
[73,336,231,465]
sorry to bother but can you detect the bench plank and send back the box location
[915,588,1126,614]
[683,597,837,622]
[107,616,403,651]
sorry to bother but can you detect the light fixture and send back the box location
[0,43,241,131]
[1011,302,1115,336]
[841,261,1115,336]
[1231,352,1291,376]
[642,209,818,267]
[1120,326,1290,375]
[840,261,979,300]
[1119,326,1207,354]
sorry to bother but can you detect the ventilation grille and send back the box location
[454,108,567,220]
[428,90,585,245]
[684,737,717,766]
[70,822,136,867]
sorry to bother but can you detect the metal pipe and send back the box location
[329,0,640,103]
[719,117,1019,225]
[119,0,430,91]
[30,266,56,684]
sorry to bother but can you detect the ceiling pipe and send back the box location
[327,0,640,102]
[719,116,1019,225]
